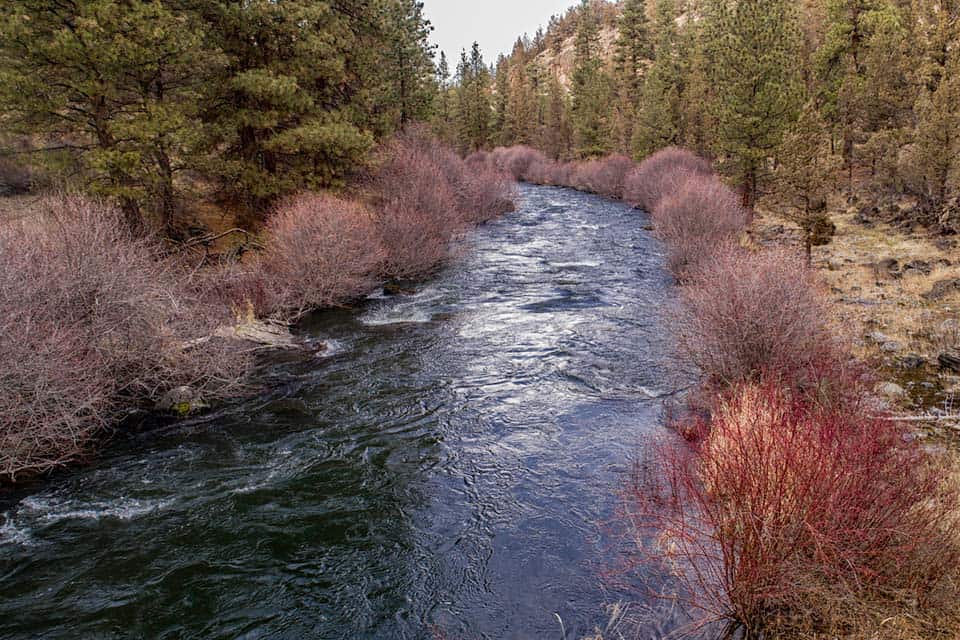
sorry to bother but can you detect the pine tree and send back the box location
[912,35,960,207]
[705,0,804,208]
[0,0,221,230]
[612,0,652,153]
[544,72,573,160]
[632,0,683,158]
[493,56,511,145]
[455,43,493,152]
[571,0,613,157]
[382,0,438,129]
[774,102,841,258]
[432,52,457,144]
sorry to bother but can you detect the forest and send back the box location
[2,1,960,639]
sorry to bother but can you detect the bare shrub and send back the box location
[678,246,846,392]
[624,147,713,211]
[653,174,749,280]
[254,193,384,319]
[365,129,515,280]
[628,381,960,638]
[571,155,635,199]
[0,195,249,481]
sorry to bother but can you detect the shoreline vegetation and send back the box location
[478,144,960,639]
[0,127,516,484]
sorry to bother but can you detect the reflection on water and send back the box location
[0,185,689,639]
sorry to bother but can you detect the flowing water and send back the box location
[0,185,688,639]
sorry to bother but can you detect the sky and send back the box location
[422,0,578,67]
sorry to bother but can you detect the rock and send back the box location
[940,318,959,335]
[880,341,904,353]
[855,205,878,226]
[876,382,908,399]
[921,278,960,301]
[939,350,960,374]
[383,282,416,296]
[902,259,932,276]
[874,258,901,279]
[934,237,956,252]
[897,354,927,369]
[156,386,208,415]
[866,331,894,344]
[938,197,960,234]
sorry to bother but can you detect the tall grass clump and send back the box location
[629,380,960,639]
[0,195,249,481]
[653,174,749,280]
[677,246,847,394]
[624,147,713,212]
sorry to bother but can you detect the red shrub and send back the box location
[624,147,713,211]
[254,193,384,319]
[571,155,635,199]
[489,145,547,181]
[652,174,749,280]
[0,195,249,481]
[366,129,515,279]
[628,381,960,637]
[366,133,463,279]
[677,246,847,393]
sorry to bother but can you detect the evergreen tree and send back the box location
[455,43,493,152]
[571,0,613,157]
[0,0,221,230]
[544,72,573,160]
[382,0,438,129]
[432,52,457,144]
[912,36,960,207]
[632,0,683,158]
[493,56,511,145]
[774,102,841,258]
[191,0,380,210]
[612,0,652,153]
[705,0,804,208]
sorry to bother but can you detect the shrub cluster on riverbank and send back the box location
[0,129,514,483]
[485,144,960,639]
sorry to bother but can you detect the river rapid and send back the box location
[1,184,689,639]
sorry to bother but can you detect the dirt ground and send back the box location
[753,195,960,439]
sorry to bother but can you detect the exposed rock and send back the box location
[156,386,208,415]
[940,350,960,374]
[934,237,956,252]
[855,205,878,227]
[874,258,901,279]
[876,381,908,399]
[938,197,960,235]
[866,331,894,344]
[921,278,960,301]
[897,354,927,370]
[902,259,932,276]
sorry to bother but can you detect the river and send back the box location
[0,184,688,639]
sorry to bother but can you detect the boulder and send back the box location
[922,278,960,301]
[940,350,960,374]
[875,381,908,399]
[902,259,932,276]
[938,197,960,235]
[157,386,208,415]
[897,354,927,370]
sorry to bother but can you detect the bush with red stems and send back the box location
[571,154,635,199]
[624,147,714,212]
[628,380,960,638]
[677,245,852,397]
[0,195,249,481]
[652,174,749,280]
[257,193,385,319]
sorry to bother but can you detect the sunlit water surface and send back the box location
[1,185,690,639]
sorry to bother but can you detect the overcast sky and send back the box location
[423,0,578,66]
